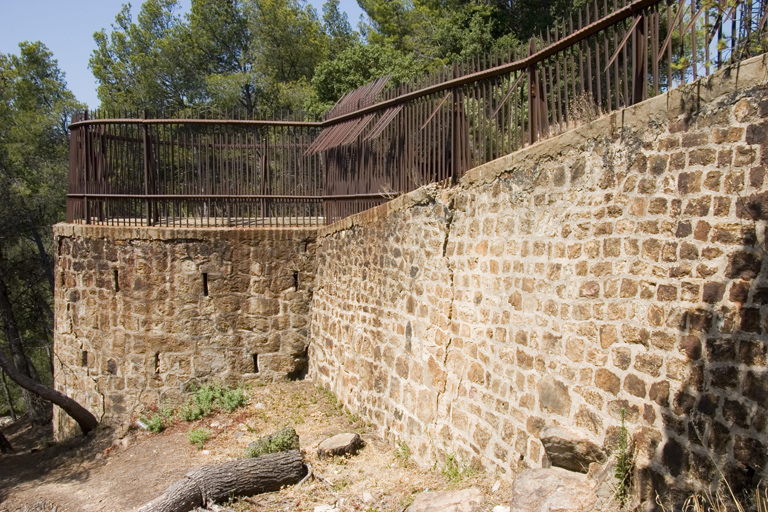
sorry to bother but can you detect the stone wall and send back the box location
[53,225,316,438]
[309,55,768,505]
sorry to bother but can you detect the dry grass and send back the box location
[159,380,508,511]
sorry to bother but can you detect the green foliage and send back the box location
[90,0,584,114]
[179,382,248,421]
[192,383,222,416]
[441,452,478,483]
[179,403,205,422]
[140,412,166,433]
[394,440,411,467]
[614,409,633,507]
[188,428,212,449]
[0,41,81,417]
[219,386,247,413]
[311,42,421,106]
[92,0,328,116]
[244,426,300,458]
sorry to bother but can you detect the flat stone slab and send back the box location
[510,467,596,512]
[317,433,365,458]
[406,487,483,512]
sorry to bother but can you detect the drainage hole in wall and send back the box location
[202,273,209,296]
[113,269,120,292]
[252,354,259,373]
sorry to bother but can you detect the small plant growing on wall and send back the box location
[614,409,634,507]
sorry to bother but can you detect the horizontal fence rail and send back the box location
[68,0,768,226]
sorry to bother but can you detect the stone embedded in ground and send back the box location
[539,426,605,473]
[510,467,596,512]
[317,433,365,458]
[406,487,483,512]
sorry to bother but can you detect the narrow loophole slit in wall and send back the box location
[252,354,259,373]
[202,273,209,296]
[293,271,299,290]
[81,350,88,367]
[154,353,160,373]
[60,272,65,287]
[113,269,120,292]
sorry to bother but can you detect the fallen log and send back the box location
[136,449,306,512]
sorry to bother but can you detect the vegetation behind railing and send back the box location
[67,0,768,226]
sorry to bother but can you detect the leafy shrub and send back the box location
[244,427,300,458]
[139,412,165,433]
[179,403,205,422]
[192,383,222,416]
[219,387,247,413]
[178,383,248,421]
[188,428,211,449]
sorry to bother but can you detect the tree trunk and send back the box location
[0,248,50,425]
[0,345,98,435]
[30,224,55,300]
[0,428,13,454]
[1,369,16,420]
[137,450,306,512]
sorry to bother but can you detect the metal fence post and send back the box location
[82,110,90,225]
[632,10,648,104]
[142,110,152,226]
[451,62,460,183]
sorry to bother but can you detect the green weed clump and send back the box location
[188,428,212,449]
[394,440,411,467]
[219,387,247,412]
[178,383,248,422]
[441,452,478,483]
[614,409,633,507]
[139,411,167,433]
[244,426,300,458]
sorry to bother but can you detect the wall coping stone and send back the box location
[53,223,318,242]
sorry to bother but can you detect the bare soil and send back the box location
[0,381,510,512]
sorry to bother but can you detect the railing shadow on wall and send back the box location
[67,0,768,227]
[653,185,768,506]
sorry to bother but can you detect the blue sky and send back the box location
[0,0,365,109]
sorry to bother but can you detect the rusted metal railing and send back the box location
[67,114,325,227]
[67,0,768,226]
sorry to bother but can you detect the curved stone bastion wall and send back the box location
[308,55,768,505]
[53,225,316,438]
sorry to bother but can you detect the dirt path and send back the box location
[0,381,508,512]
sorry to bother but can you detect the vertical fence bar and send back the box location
[142,111,151,226]
[632,11,647,104]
